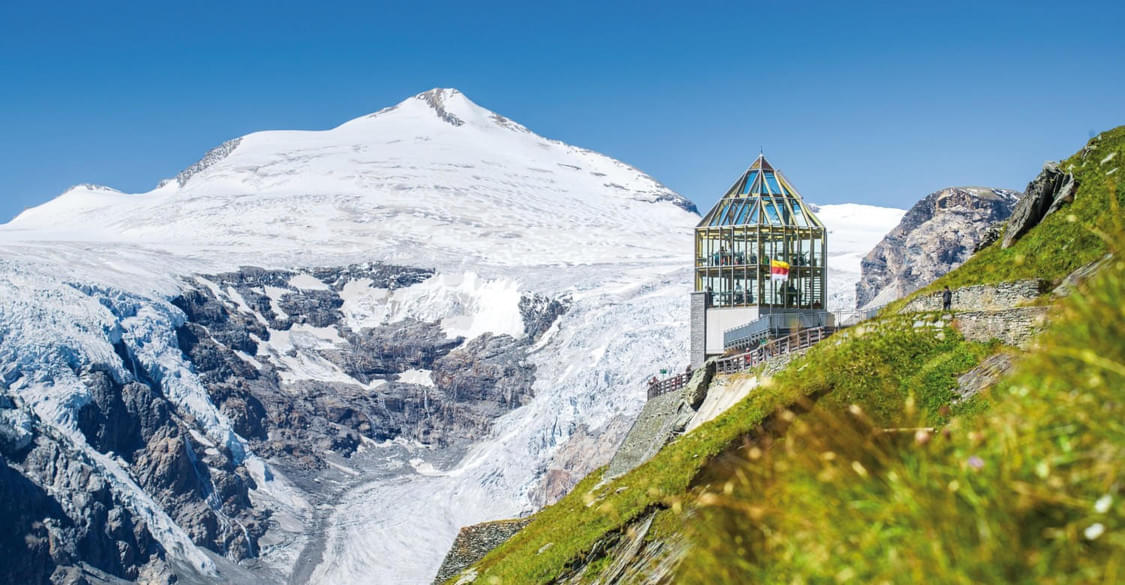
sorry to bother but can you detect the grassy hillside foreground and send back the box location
[679,255,1124,584]
[450,130,1124,584]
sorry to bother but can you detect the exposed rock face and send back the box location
[76,366,266,561]
[1,357,267,585]
[1003,162,1080,248]
[175,264,567,470]
[1,261,567,583]
[1052,254,1113,298]
[175,137,242,187]
[1,403,168,585]
[528,415,633,507]
[956,353,1015,401]
[855,187,1020,310]
[682,358,717,410]
[973,221,1006,253]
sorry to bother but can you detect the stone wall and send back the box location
[432,518,532,584]
[759,348,807,378]
[953,307,1050,348]
[606,345,809,481]
[899,279,1048,313]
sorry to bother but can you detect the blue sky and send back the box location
[1,0,1122,222]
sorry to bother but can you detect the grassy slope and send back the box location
[459,317,994,584]
[679,248,1125,585]
[454,127,1123,585]
[888,125,1124,312]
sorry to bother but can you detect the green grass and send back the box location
[887,125,1125,314]
[455,126,1125,585]
[677,249,1125,585]
[453,316,991,584]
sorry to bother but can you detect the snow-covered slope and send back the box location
[814,203,907,316]
[0,89,700,585]
[4,88,694,270]
[0,89,900,585]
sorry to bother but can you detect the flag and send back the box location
[770,259,790,282]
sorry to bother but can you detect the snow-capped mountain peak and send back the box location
[0,89,902,585]
[0,90,705,583]
[357,88,531,135]
[5,88,697,273]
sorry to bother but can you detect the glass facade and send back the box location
[694,156,827,310]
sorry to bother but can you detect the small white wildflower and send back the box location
[1095,494,1113,514]
[1084,523,1105,540]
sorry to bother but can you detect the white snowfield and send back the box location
[5,89,692,270]
[812,203,907,315]
[0,88,901,584]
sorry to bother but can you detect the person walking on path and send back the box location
[941,286,953,311]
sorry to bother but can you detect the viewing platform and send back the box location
[648,326,837,400]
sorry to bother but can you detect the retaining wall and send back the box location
[953,307,1050,348]
[433,518,532,584]
[900,279,1048,313]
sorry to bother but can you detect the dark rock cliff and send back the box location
[1002,161,1080,248]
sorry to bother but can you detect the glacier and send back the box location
[0,88,902,584]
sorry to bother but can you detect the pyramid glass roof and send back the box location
[698,155,824,229]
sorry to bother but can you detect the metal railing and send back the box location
[834,303,887,327]
[724,310,834,351]
[716,327,835,375]
[646,371,693,400]
[644,327,836,401]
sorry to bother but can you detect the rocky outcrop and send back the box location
[175,264,566,470]
[955,353,1015,401]
[1052,253,1113,298]
[856,187,1020,310]
[973,221,1006,253]
[682,358,717,410]
[175,137,242,187]
[432,518,531,585]
[0,406,169,585]
[2,260,568,584]
[1003,162,1079,248]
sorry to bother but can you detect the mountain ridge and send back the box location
[855,185,1020,310]
[0,89,903,585]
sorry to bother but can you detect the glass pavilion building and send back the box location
[689,155,832,366]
